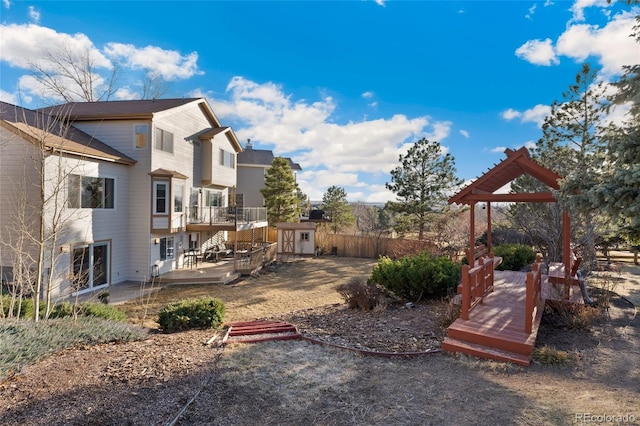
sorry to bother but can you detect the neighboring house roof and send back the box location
[0,101,136,165]
[39,98,243,153]
[237,141,302,171]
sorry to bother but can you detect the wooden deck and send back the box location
[442,270,583,366]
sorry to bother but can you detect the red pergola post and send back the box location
[469,203,475,266]
[486,202,492,253]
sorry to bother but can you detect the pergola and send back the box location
[448,147,573,282]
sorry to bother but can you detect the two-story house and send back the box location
[236,139,302,208]
[1,98,266,299]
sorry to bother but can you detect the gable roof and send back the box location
[38,98,243,153]
[449,147,562,205]
[0,101,136,165]
[38,98,201,120]
[237,142,302,171]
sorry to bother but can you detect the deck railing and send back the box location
[185,207,267,225]
[234,242,277,274]
[460,257,495,320]
[524,254,544,333]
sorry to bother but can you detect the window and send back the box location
[174,183,184,212]
[205,190,223,207]
[300,232,310,241]
[71,242,109,291]
[68,175,114,209]
[160,236,174,260]
[154,182,168,214]
[134,124,148,149]
[155,128,174,153]
[220,149,235,168]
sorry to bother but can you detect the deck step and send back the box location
[224,320,301,344]
[442,337,531,366]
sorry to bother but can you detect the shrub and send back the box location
[81,302,127,322]
[532,345,573,365]
[492,243,537,271]
[158,296,225,332]
[336,277,385,311]
[369,251,461,302]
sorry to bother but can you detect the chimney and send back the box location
[246,138,253,150]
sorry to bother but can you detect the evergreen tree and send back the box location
[588,17,640,241]
[386,138,463,240]
[527,63,610,268]
[260,157,301,227]
[322,186,355,234]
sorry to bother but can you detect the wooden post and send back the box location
[563,210,571,300]
[461,264,470,320]
[486,202,492,253]
[469,203,475,266]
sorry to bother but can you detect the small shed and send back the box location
[276,222,317,256]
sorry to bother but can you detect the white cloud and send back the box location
[501,108,522,121]
[3,0,11,9]
[556,11,640,77]
[525,3,537,20]
[459,129,470,138]
[0,23,202,102]
[28,6,40,23]
[570,0,609,23]
[362,91,374,99]
[515,38,558,66]
[491,146,507,153]
[104,43,202,80]
[374,0,385,7]
[0,89,21,104]
[204,77,443,201]
[501,104,550,127]
[544,0,554,7]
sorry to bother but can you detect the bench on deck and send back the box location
[548,250,582,300]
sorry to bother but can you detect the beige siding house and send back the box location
[1,98,266,299]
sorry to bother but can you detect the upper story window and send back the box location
[154,182,168,214]
[220,149,235,168]
[155,128,174,153]
[68,175,114,209]
[205,189,223,207]
[174,183,184,213]
[134,124,148,149]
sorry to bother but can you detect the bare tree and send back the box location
[26,44,168,103]
[1,104,87,320]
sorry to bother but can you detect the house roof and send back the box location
[0,101,136,165]
[448,147,562,205]
[237,142,302,171]
[38,98,202,120]
[39,98,243,153]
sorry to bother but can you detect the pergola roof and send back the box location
[449,147,563,205]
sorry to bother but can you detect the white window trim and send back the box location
[154,181,169,215]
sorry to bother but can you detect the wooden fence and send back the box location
[315,233,438,259]
[459,258,495,320]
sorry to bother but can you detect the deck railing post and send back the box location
[461,264,470,320]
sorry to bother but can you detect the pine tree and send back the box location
[322,186,355,234]
[386,138,463,240]
[260,157,301,226]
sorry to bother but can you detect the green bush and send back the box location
[493,243,537,271]
[2,297,127,322]
[369,251,461,302]
[158,296,225,332]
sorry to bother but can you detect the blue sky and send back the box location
[1,1,638,202]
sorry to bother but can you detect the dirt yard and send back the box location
[1,256,638,425]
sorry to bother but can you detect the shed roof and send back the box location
[449,147,562,205]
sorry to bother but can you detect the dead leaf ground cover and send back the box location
[1,256,639,425]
